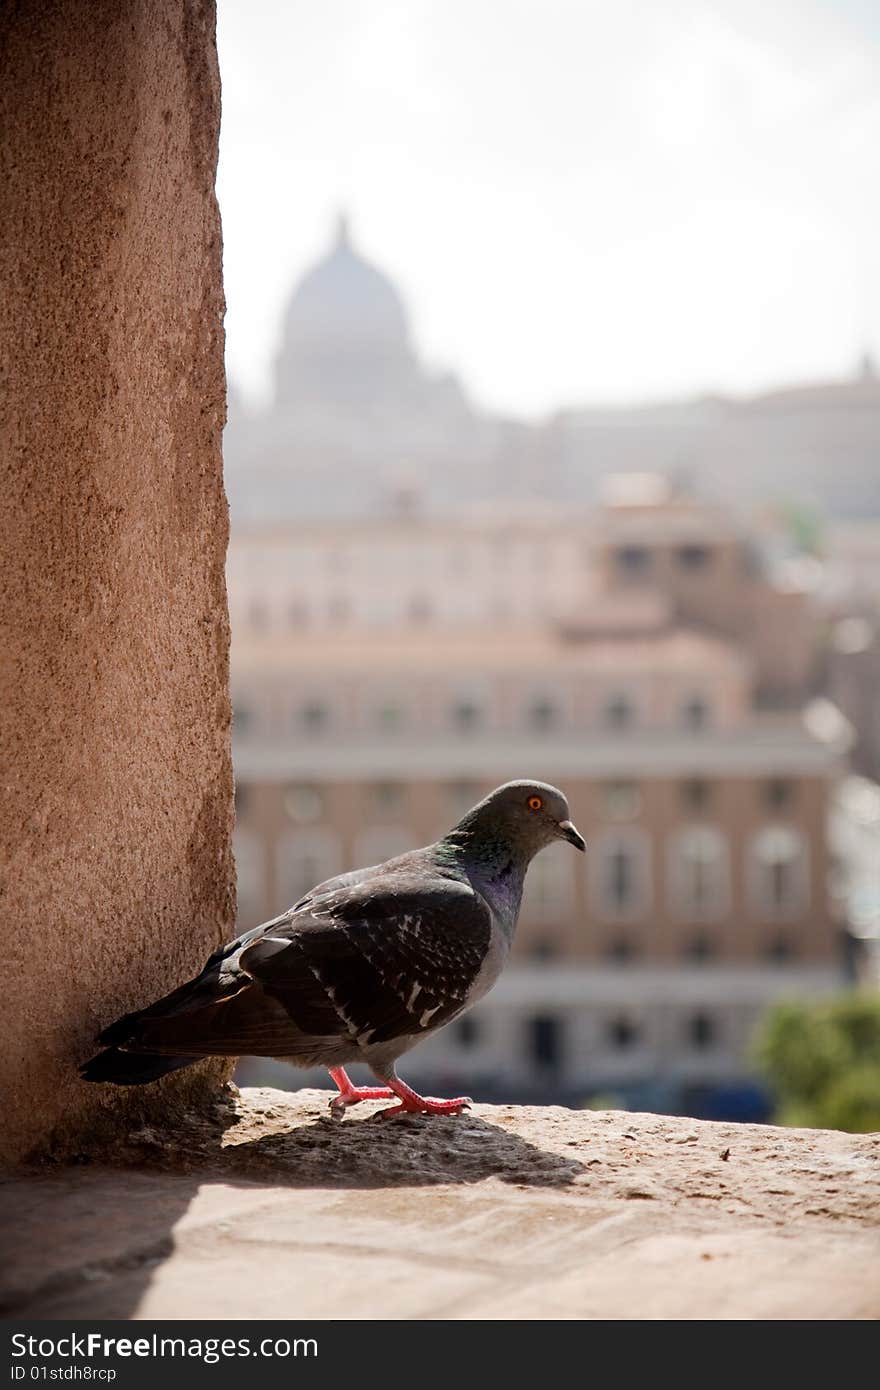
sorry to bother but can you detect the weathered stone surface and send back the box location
[0,0,233,1164]
[2,1088,878,1319]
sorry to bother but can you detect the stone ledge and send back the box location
[3,1086,879,1319]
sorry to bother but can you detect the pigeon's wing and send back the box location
[241,871,493,1048]
[113,871,492,1059]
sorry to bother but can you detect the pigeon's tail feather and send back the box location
[96,1008,149,1048]
[79,1047,199,1086]
[96,977,209,1048]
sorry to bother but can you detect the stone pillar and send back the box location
[0,0,234,1163]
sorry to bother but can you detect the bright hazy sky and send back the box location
[217,0,880,419]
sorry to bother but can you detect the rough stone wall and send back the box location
[0,0,234,1164]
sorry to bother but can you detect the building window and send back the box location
[283,783,324,824]
[681,694,711,732]
[528,936,560,962]
[528,698,558,732]
[765,932,796,963]
[677,544,712,570]
[681,779,712,812]
[234,783,250,819]
[603,693,636,731]
[408,595,432,624]
[750,827,808,919]
[328,595,350,625]
[354,827,418,867]
[300,701,329,734]
[615,546,652,578]
[248,600,269,631]
[669,827,729,920]
[521,842,575,921]
[688,1013,717,1049]
[233,704,254,735]
[528,1015,563,1068]
[602,780,641,821]
[608,1016,640,1049]
[684,932,716,962]
[455,1016,481,1049]
[371,782,405,815]
[233,828,265,926]
[493,539,511,569]
[605,936,637,964]
[764,779,794,810]
[375,703,405,735]
[452,699,482,732]
[592,830,650,921]
[276,828,341,907]
[449,781,482,818]
[608,849,632,906]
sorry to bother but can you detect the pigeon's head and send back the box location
[455,780,586,860]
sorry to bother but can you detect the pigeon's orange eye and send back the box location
[528,796,543,811]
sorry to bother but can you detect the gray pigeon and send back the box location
[81,780,585,1117]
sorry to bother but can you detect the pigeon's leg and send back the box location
[371,1073,472,1119]
[327,1066,395,1117]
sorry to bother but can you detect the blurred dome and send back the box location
[283,214,410,352]
[274,214,416,408]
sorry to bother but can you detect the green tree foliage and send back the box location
[784,500,823,557]
[753,994,880,1133]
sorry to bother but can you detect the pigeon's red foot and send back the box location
[327,1066,395,1118]
[378,1096,472,1119]
[375,1076,472,1119]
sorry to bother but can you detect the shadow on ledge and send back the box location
[122,1085,588,1190]
[2,1086,585,1318]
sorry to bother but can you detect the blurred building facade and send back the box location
[224,218,880,526]
[550,361,880,523]
[229,481,850,1117]
[818,520,880,785]
[223,216,876,1117]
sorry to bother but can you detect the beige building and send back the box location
[228,475,814,698]
[229,483,848,1115]
[227,502,595,635]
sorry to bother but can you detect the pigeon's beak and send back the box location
[558,819,586,852]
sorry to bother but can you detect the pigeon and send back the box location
[81,780,586,1118]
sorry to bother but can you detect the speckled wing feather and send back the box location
[243,873,492,1047]
[113,871,492,1058]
